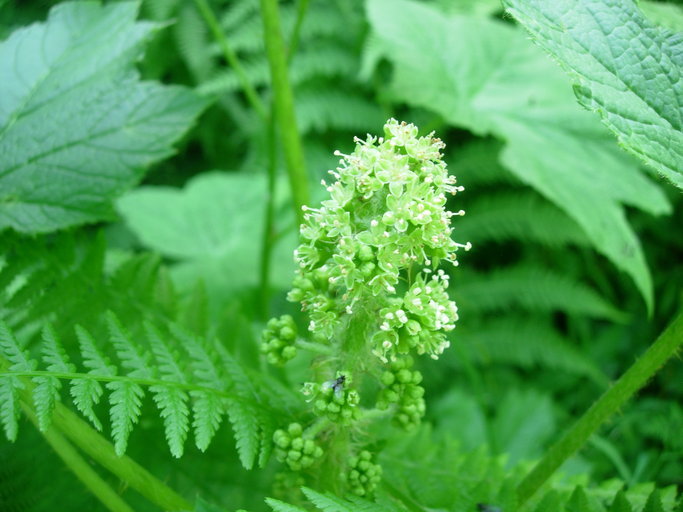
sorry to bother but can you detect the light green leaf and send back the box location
[117,172,295,299]
[503,0,683,189]
[491,389,556,465]
[365,0,671,310]
[0,1,207,234]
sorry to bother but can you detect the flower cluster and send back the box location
[301,371,360,424]
[272,423,324,471]
[342,450,382,497]
[376,357,425,430]
[289,119,468,360]
[260,315,298,365]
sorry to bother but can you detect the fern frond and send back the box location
[454,265,626,322]
[175,1,213,81]
[457,191,589,248]
[0,321,35,441]
[295,88,386,134]
[71,325,113,431]
[455,317,605,383]
[266,497,308,512]
[32,325,74,432]
[145,322,190,458]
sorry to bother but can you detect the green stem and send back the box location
[20,398,134,512]
[517,310,683,505]
[51,402,192,511]
[260,0,311,225]
[287,0,310,60]
[1,369,233,398]
[259,104,278,319]
[193,0,267,120]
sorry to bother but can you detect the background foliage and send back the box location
[0,0,681,511]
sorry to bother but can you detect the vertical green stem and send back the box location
[287,0,310,60]
[19,398,134,512]
[259,104,278,319]
[517,311,683,505]
[193,0,267,120]
[51,403,192,511]
[260,0,311,225]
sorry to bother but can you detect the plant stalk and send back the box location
[259,104,278,319]
[260,0,311,225]
[193,0,267,120]
[19,397,135,512]
[517,310,683,505]
[51,402,192,511]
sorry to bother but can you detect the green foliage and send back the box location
[0,1,207,234]
[503,0,683,189]
[0,0,681,511]
[365,0,672,311]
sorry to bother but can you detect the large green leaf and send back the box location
[365,0,671,311]
[0,2,207,234]
[503,0,683,189]
[117,172,295,299]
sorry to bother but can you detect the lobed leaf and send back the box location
[503,0,683,189]
[365,0,672,311]
[0,1,207,234]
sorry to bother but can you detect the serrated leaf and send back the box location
[226,397,259,470]
[503,0,683,189]
[106,311,152,379]
[151,384,190,458]
[301,488,356,512]
[192,390,224,452]
[265,498,309,512]
[610,490,633,512]
[108,380,145,456]
[644,490,665,512]
[0,1,207,234]
[0,322,36,440]
[365,0,672,311]
[0,377,22,442]
[146,322,190,458]
[33,325,76,431]
[71,325,114,431]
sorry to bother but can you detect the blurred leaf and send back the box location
[0,1,207,234]
[491,389,555,464]
[117,172,295,304]
[504,0,683,188]
[365,0,672,311]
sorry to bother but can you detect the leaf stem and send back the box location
[51,402,192,511]
[19,397,135,512]
[516,310,683,505]
[259,104,278,319]
[193,0,267,120]
[0,369,233,397]
[260,0,311,225]
[287,0,311,60]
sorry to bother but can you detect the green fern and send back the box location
[454,265,626,322]
[0,311,269,465]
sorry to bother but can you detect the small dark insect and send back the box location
[322,374,346,397]
[477,505,502,512]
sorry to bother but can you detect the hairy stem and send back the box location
[51,402,192,511]
[193,0,267,120]
[517,310,683,505]
[19,396,134,512]
[260,0,310,225]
